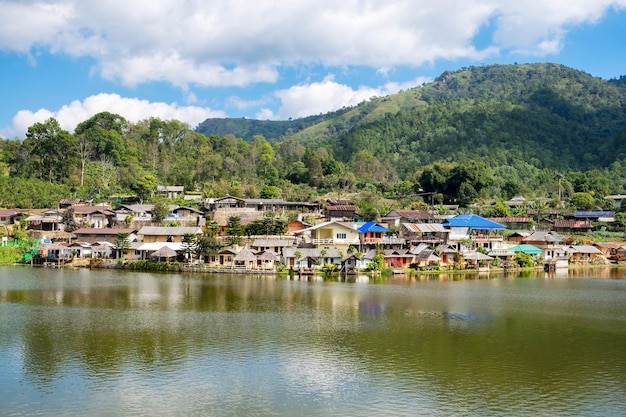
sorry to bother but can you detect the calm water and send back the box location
[1,266,625,416]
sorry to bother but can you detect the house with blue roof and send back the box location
[441,214,506,251]
[357,221,403,248]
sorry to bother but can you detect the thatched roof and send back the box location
[150,246,178,258]
[234,247,257,262]
[257,250,279,261]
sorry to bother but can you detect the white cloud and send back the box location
[274,75,431,119]
[2,0,625,89]
[2,94,226,138]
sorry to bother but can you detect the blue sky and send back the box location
[1,0,626,139]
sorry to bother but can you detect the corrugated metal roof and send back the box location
[138,226,203,235]
[402,223,447,233]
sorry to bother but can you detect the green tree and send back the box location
[569,192,596,210]
[195,235,222,261]
[181,233,197,263]
[61,208,79,233]
[368,253,386,271]
[114,232,131,259]
[22,118,78,183]
[151,199,170,224]
[225,216,244,245]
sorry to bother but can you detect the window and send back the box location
[336,233,347,239]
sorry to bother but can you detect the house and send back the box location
[114,204,179,225]
[506,231,531,244]
[433,243,461,266]
[522,231,565,260]
[553,219,593,233]
[594,242,622,260]
[412,248,442,268]
[342,249,375,272]
[256,250,280,270]
[324,205,360,221]
[282,247,344,270]
[563,245,605,263]
[294,221,361,251]
[91,241,115,258]
[441,214,505,251]
[170,206,205,226]
[172,206,204,219]
[381,209,436,227]
[357,221,402,247]
[233,246,258,269]
[33,242,72,263]
[72,227,137,244]
[382,249,414,269]
[399,223,449,246]
[209,195,266,225]
[157,185,184,199]
[24,209,63,231]
[287,220,311,235]
[505,196,528,209]
[67,205,115,228]
[0,209,20,225]
[203,247,238,267]
[605,195,626,209]
[574,211,615,223]
[250,238,296,256]
[137,226,203,243]
[509,244,543,257]
[67,241,93,258]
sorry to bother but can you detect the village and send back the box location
[2,186,626,274]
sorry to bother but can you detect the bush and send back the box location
[513,252,534,268]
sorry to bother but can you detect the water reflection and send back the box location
[1,266,626,416]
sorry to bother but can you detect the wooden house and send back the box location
[137,226,203,243]
[563,245,605,263]
[156,185,184,199]
[72,227,137,244]
[250,238,296,256]
[381,209,436,227]
[325,205,360,221]
[68,205,115,228]
[399,223,449,246]
[382,248,414,269]
[554,219,593,233]
[0,209,20,225]
[522,231,565,260]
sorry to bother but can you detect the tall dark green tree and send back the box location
[22,118,78,183]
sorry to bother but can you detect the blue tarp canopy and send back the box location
[441,214,505,230]
[509,244,542,255]
[358,221,391,233]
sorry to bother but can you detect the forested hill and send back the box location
[198,63,626,175]
[196,113,340,142]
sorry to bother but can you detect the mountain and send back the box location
[197,63,626,174]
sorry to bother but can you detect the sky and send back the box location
[1,0,626,139]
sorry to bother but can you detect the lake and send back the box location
[1,266,626,416]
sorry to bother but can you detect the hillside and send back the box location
[197,63,626,174]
